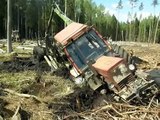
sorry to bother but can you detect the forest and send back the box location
[0,0,160,43]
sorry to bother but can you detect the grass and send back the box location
[0,52,17,62]
[0,70,37,91]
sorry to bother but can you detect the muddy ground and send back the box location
[0,40,160,120]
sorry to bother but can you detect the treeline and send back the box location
[0,0,159,43]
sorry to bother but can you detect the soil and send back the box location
[0,41,160,120]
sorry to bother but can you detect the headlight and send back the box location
[129,64,135,71]
[74,77,84,85]
[109,83,115,89]
[100,89,107,94]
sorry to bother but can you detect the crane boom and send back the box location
[54,4,73,26]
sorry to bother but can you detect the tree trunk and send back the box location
[121,30,124,41]
[148,23,152,43]
[115,21,119,41]
[64,0,67,27]
[25,14,28,39]
[138,24,141,42]
[7,0,12,53]
[143,24,146,42]
[129,22,132,41]
[17,6,20,31]
[153,13,160,44]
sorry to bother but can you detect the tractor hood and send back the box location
[92,56,123,77]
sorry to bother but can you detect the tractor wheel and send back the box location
[154,78,160,87]
[111,44,133,64]
[33,46,45,62]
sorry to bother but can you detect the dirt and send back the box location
[0,41,160,120]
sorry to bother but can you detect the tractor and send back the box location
[33,3,159,104]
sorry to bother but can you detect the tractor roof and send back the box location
[54,22,88,46]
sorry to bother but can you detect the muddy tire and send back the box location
[112,44,133,64]
[33,46,45,62]
[154,78,160,87]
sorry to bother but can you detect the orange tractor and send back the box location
[33,4,159,104]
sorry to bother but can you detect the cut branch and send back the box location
[3,88,43,103]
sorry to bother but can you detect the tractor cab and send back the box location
[54,22,113,72]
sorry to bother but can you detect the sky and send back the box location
[93,0,160,22]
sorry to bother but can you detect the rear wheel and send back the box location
[111,44,133,64]
[154,78,160,87]
[33,46,45,62]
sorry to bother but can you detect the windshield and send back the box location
[66,29,108,70]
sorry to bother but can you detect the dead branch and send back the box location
[63,101,160,120]
[111,102,142,109]
[110,105,124,117]
[94,105,112,113]
[106,111,121,120]
[142,95,156,120]
[11,103,21,120]
[3,88,43,103]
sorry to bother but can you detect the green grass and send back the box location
[0,52,17,62]
[0,70,36,91]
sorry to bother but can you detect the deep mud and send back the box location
[0,41,160,119]
[0,57,74,119]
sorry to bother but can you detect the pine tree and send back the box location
[138,2,144,42]
[116,0,123,41]
[152,0,159,43]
